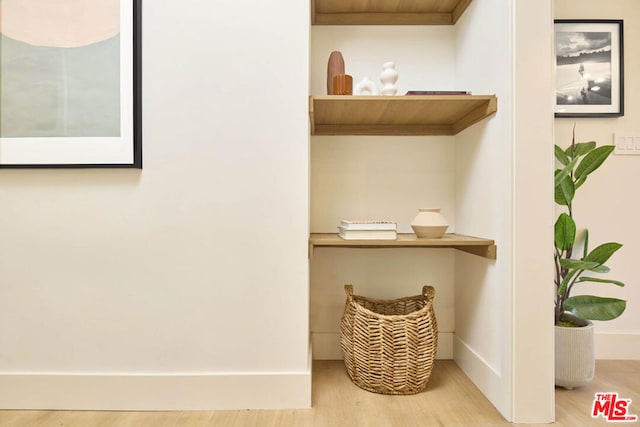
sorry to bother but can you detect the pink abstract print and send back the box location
[0,0,121,137]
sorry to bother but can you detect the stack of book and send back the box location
[338,220,397,240]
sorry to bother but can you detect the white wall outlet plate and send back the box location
[614,132,640,155]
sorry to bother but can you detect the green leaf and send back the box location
[555,173,575,206]
[574,174,587,190]
[576,277,625,287]
[554,157,579,187]
[554,213,576,251]
[555,145,570,165]
[574,145,615,183]
[565,141,596,158]
[558,268,581,296]
[584,242,623,264]
[559,259,600,270]
[564,295,627,320]
[591,264,611,273]
[583,229,589,259]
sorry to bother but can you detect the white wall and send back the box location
[512,1,556,421]
[455,0,554,423]
[453,0,514,419]
[453,1,512,409]
[0,0,311,410]
[555,0,640,360]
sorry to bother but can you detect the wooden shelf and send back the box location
[309,233,497,259]
[312,0,473,25]
[310,95,497,136]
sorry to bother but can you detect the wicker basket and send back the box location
[340,284,438,395]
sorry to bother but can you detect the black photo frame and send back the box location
[0,0,142,168]
[554,19,624,118]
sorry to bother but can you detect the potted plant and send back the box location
[554,131,627,389]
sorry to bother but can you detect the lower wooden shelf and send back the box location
[309,233,496,259]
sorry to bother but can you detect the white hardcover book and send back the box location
[338,227,397,240]
[339,220,397,231]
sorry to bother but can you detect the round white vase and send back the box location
[380,62,398,96]
[411,208,449,238]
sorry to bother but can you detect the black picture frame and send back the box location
[554,19,624,118]
[0,0,142,168]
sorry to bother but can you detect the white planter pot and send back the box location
[555,313,595,389]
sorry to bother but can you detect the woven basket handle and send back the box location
[344,284,354,297]
[422,285,435,301]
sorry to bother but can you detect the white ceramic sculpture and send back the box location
[380,62,398,96]
[411,208,449,238]
[354,76,379,95]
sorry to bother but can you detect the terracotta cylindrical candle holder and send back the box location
[327,51,345,94]
[333,74,353,95]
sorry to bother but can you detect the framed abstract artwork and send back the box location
[0,0,142,168]
[554,20,624,118]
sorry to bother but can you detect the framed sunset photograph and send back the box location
[554,20,624,118]
[0,0,142,168]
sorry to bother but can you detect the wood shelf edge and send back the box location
[310,95,496,101]
[456,243,497,260]
[313,12,454,26]
[311,0,475,26]
[309,95,498,136]
[309,96,316,135]
[308,233,496,260]
[452,96,498,135]
[311,0,317,24]
[312,124,455,136]
[452,0,473,24]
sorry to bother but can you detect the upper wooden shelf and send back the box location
[309,233,496,259]
[311,0,473,25]
[310,95,497,136]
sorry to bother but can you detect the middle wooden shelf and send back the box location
[310,95,497,136]
[309,233,497,259]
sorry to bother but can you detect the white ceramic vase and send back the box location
[555,313,595,389]
[380,62,398,96]
[411,208,448,238]
[354,76,379,95]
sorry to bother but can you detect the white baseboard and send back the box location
[311,331,453,360]
[0,371,311,411]
[596,332,640,360]
[453,336,509,420]
[0,349,312,410]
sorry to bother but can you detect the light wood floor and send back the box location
[0,360,638,426]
